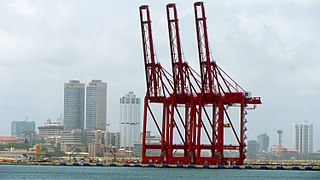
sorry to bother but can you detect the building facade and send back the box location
[294,122,313,153]
[60,129,85,152]
[119,91,141,150]
[257,133,269,152]
[134,131,161,157]
[64,80,85,130]
[247,140,259,159]
[106,132,121,151]
[88,140,103,157]
[0,136,20,144]
[84,129,106,148]
[86,80,107,131]
[38,119,64,138]
[11,121,36,139]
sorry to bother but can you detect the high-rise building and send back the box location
[119,91,141,150]
[247,140,259,158]
[64,80,85,130]
[294,122,313,153]
[257,133,269,152]
[11,120,36,139]
[86,80,107,131]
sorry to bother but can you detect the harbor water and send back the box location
[0,165,319,180]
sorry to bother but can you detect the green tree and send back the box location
[2,143,31,150]
[96,152,104,157]
[41,146,48,153]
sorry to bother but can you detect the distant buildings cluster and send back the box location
[3,80,318,160]
[6,80,154,158]
[247,122,316,160]
[247,133,270,158]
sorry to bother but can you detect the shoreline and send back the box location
[1,161,319,171]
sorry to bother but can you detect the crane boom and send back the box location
[139,5,160,98]
[166,3,187,96]
[194,2,214,95]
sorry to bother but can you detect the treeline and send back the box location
[0,143,31,151]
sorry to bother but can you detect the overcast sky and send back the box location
[0,0,319,151]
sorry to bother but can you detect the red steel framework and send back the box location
[166,3,201,164]
[139,5,172,164]
[139,2,261,165]
[193,2,261,165]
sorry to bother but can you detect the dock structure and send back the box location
[1,161,319,171]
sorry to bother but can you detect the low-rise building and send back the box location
[88,140,102,157]
[134,131,161,158]
[60,129,85,152]
[23,131,37,146]
[0,136,20,144]
[84,130,106,148]
[106,132,120,151]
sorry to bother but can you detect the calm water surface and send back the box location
[0,165,319,180]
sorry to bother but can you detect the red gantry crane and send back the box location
[193,2,261,165]
[139,2,261,165]
[166,3,201,164]
[139,5,173,164]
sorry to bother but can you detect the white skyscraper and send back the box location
[293,122,313,153]
[86,80,107,131]
[120,91,141,150]
[64,80,85,130]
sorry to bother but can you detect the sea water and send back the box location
[0,165,319,180]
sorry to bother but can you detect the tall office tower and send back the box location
[86,80,107,131]
[294,122,313,153]
[257,133,269,152]
[11,120,36,138]
[64,80,85,130]
[119,91,141,150]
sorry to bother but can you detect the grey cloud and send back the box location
[0,0,319,151]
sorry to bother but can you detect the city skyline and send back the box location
[0,0,319,151]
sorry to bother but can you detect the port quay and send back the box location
[1,160,320,171]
